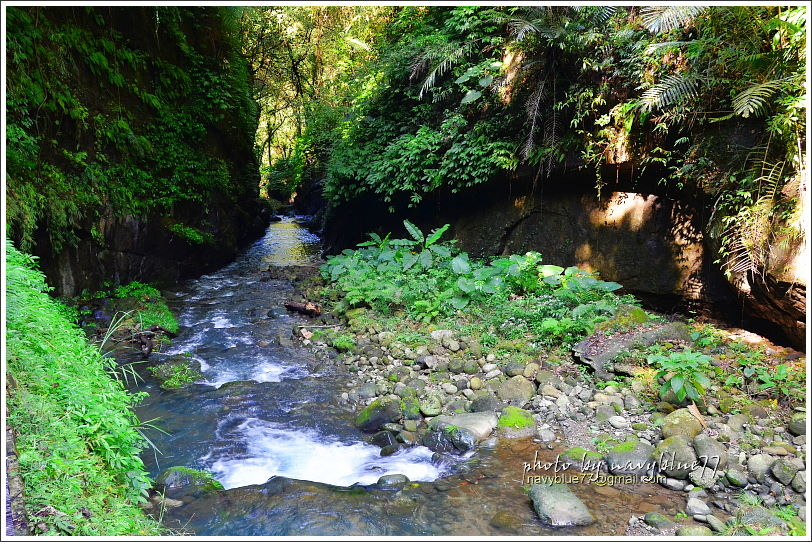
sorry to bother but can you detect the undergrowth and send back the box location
[6,239,162,535]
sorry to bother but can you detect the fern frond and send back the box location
[732,79,786,118]
[644,40,695,55]
[641,6,707,33]
[640,73,701,112]
[411,40,477,100]
[521,78,547,159]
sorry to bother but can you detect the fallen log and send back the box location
[283,300,322,317]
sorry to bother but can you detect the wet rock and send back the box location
[355,397,403,433]
[643,512,676,531]
[661,409,703,439]
[686,497,711,516]
[489,510,521,530]
[350,383,378,402]
[528,483,595,527]
[676,526,712,536]
[371,431,397,448]
[155,466,223,492]
[376,474,409,489]
[497,406,536,438]
[496,376,536,406]
[606,441,655,475]
[560,447,604,470]
[771,458,801,486]
[653,436,697,480]
[429,412,498,442]
[149,355,203,390]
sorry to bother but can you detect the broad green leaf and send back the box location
[402,251,418,270]
[429,244,451,258]
[456,276,475,293]
[450,296,470,309]
[539,264,564,277]
[425,224,450,246]
[670,375,685,394]
[418,249,433,269]
[684,382,699,401]
[694,373,711,390]
[403,219,424,243]
[454,74,471,84]
[451,255,471,274]
[460,89,482,104]
[478,75,493,87]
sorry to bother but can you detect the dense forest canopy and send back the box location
[247,4,806,283]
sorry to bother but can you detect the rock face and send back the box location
[528,483,595,527]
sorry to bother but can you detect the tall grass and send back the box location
[5,239,162,535]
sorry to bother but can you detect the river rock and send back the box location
[469,377,483,390]
[496,376,536,406]
[771,458,801,486]
[430,412,498,442]
[791,471,806,493]
[155,466,223,492]
[534,369,560,387]
[686,497,711,516]
[788,413,806,436]
[595,405,616,423]
[747,454,776,481]
[726,413,749,432]
[643,512,676,532]
[419,394,443,417]
[653,436,697,480]
[376,474,409,489]
[528,483,595,526]
[523,362,540,379]
[355,397,403,433]
[469,394,502,413]
[606,441,655,475]
[676,526,713,536]
[608,416,629,429]
[661,409,703,439]
[497,406,536,438]
[725,469,749,488]
[693,434,728,470]
[150,355,203,389]
[688,466,720,489]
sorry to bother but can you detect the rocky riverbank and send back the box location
[279,264,807,536]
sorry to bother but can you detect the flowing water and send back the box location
[133,217,686,536]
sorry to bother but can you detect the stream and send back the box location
[132,217,686,536]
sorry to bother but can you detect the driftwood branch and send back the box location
[283,301,322,317]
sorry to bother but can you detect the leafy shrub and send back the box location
[647,348,713,402]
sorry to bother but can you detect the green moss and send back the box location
[562,447,603,462]
[498,406,534,429]
[156,466,224,492]
[610,441,639,453]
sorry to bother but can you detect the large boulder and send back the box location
[605,441,656,475]
[573,322,693,379]
[661,408,703,439]
[155,466,223,492]
[429,412,498,442]
[528,483,595,526]
[355,397,402,433]
[692,434,727,470]
[653,436,698,480]
[496,376,536,406]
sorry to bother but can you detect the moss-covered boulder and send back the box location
[355,397,403,433]
[497,406,536,438]
[653,436,697,480]
[661,408,703,439]
[155,466,223,493]
[606,440,656,475]
[149,355,202,389]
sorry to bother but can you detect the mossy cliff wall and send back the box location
[6,6,267,295]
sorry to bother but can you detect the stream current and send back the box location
[133,217,685,536]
